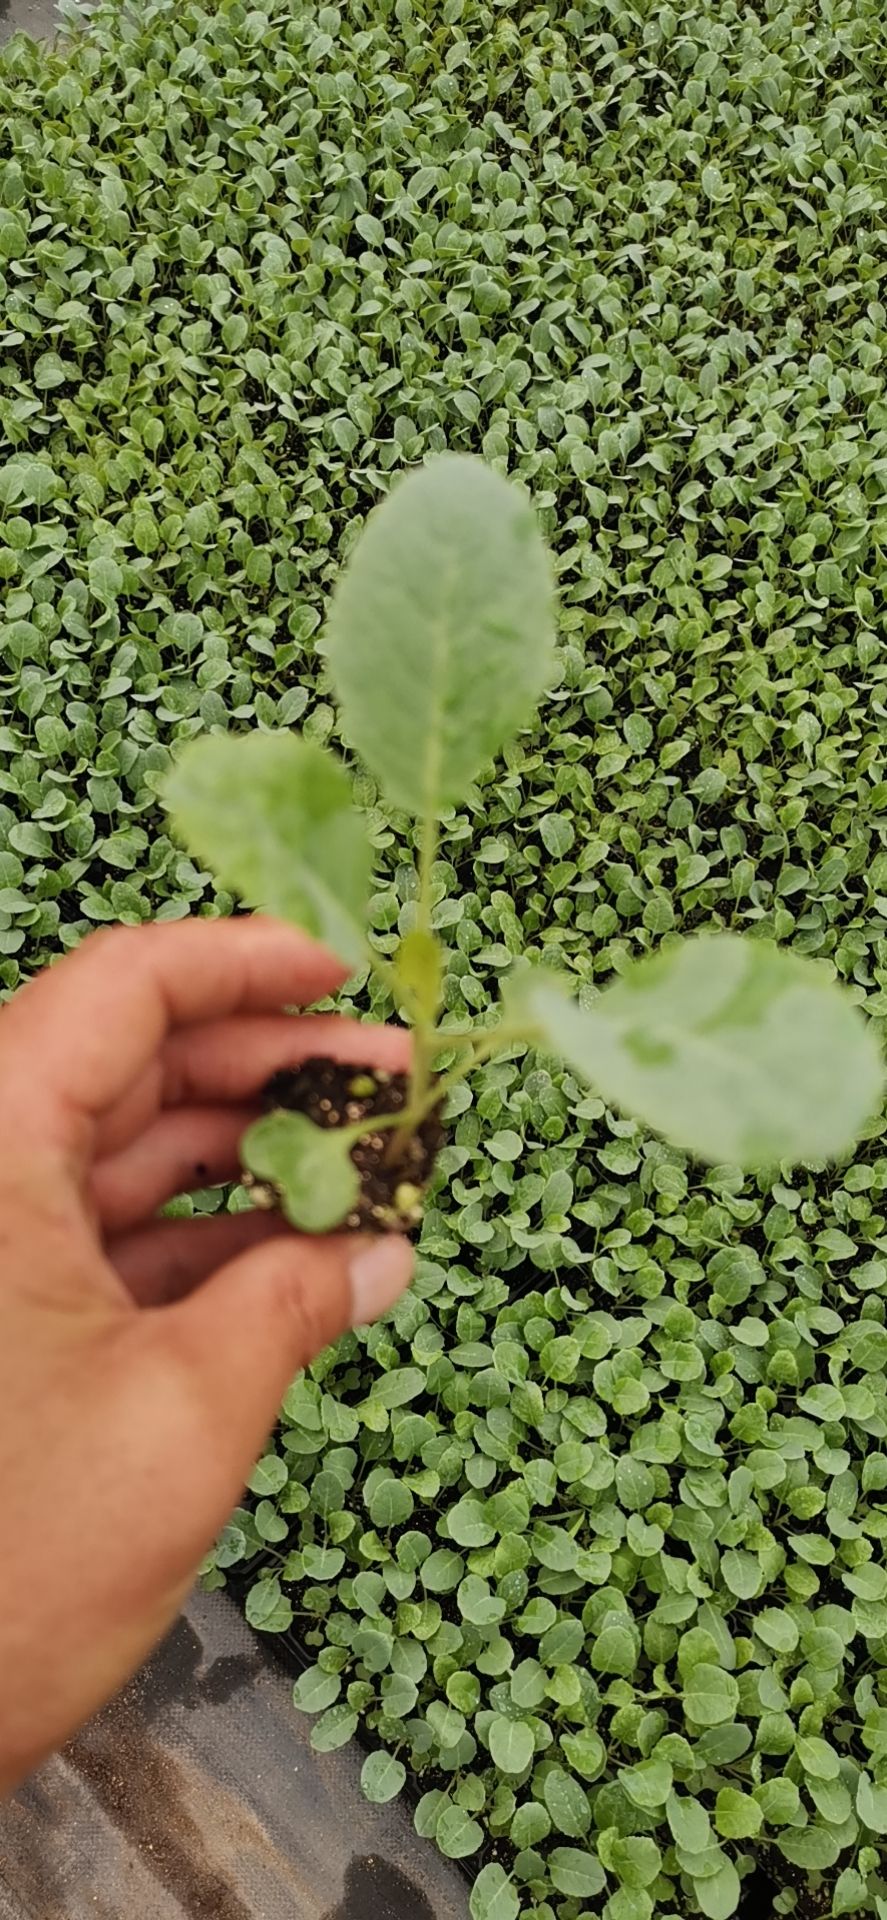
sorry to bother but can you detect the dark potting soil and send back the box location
[247,1058,444,1235]
[755,1849,829,1919]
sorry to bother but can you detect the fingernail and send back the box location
[349,1235,414,1326]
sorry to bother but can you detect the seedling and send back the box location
[165,455,883,1233]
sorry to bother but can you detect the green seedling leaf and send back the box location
[695,1859,742,1920]
[667,1793,712,1853]
[544,1766,591,1836]
[488,1715,534,1773]
[755,1779,801,1826]
[778,1827,842,1871]
[714,1787,762,1839]
[327,455,556,815]
[510,1802,550,1849]
[620,1758,673,1810]
[857,1772,887,1833]
[832,1867,869,1916]
[164,732,370,966]
[0,456,59,507]
[247,1453,288,1497]
[360,1749,406,1803]
[436,1804,484,1858]
[242,1112,359,1234]
[599,1833,660,1891]
[364,1367,426,1410]
[682,1663,741,1728]
[310,1704,359,1753]
[548,1847,606,1898]
[292,1667,341,1714]
[511,935,883,1166]
[469,1863,520,1920]
[607,1895,653,1920]
[244,1577,292,1634]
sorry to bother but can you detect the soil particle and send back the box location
[249,1058,443,1235]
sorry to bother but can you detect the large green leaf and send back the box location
[509,935,884,1166]
[694,1860,742,1920]
[244,1576,293,1634]
[469,1864,519,1920]
[436,1805,484,1858]
[547,1848,606,1899]
[241,1111,359,1235]
[681,1663,740,1728]
[488,1714,534,1774]
[360,1749,406,1804]
[164,732,370,965]
[326,454,556,816]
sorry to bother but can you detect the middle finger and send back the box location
[91,1013,411,1161]
[162,1013,411,1106]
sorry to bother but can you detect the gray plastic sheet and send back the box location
[0,1590,469,1920]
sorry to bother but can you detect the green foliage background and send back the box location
[4,0,887,1912]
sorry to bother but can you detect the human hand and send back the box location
[0,916,413,1792]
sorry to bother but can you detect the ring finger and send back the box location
[91,1105,257,1235]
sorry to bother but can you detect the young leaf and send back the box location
[244,1576,293,1634]
[164,732,370,966]
[488,1715,534,1774]
[714,1787,762,1839]
[857,1772,887,1833]
[510,1802,551,1849]
[620,1758,673,1810]
[310,1704,359,1753]
[681,1663,741,1728]
[436,1804,485,1858]
[548,1848,606,1899]
[292,1667,342,1715]
[469,1863,520,1920]
[606,1894,653,1920]
[778,1827,842,1871]
[326,454,556,816]
[666,1792,712,1853]
[247,1454,288,1497]
[242,1111,359,1234]
[694,1859,742,1920]
[754,1778,801,1826]
[832,1867,869,1916]
[509,935,884,1166]
[543,1766,591,1836]
[414,1790,446,1840]
[360,1749,406,1804]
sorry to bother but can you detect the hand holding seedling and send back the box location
[0,916,412,1792]
[167,456,883,1235]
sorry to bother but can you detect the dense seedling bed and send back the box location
[4,0,887,1914]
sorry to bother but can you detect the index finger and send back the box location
[0,917,346,1147]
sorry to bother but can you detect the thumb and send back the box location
[155,1229,413,1480]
